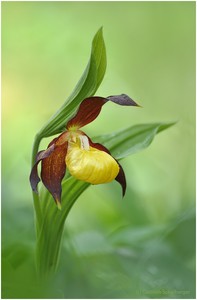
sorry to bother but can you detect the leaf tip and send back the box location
[97,26,104,35]
[92,26,105,47]
[157,121,177,133]
[56,200,62,211]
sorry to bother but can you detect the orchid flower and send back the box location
[30,94,139,209]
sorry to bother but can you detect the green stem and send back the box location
[36,179,89,278]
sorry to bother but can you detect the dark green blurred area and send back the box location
[2,2,195,299]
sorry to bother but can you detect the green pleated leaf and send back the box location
[94,122,175,160]
[36,122,174,277]
[38,27,106,138]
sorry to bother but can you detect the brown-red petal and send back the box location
[87,136,127,196]
[66,97,106,130]
[41,142,67,205]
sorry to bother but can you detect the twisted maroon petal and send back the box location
[87,136,127,197]
[115,163,126,197]
[30,144,56,193]
[66,94,139,130]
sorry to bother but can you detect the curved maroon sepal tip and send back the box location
[107,94,140,107]
[66,97,107,129]
[30,144,55,193]
[30,151,43,193]
[115,163,127,197]
[87,135,126,196]
[41,142,67,205]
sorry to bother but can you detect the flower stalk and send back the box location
[30,28,174,279]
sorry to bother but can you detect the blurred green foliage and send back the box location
[2,1,195,298]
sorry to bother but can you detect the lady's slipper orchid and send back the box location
[30,94,139,208]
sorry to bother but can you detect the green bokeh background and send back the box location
[2,1,195,298]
